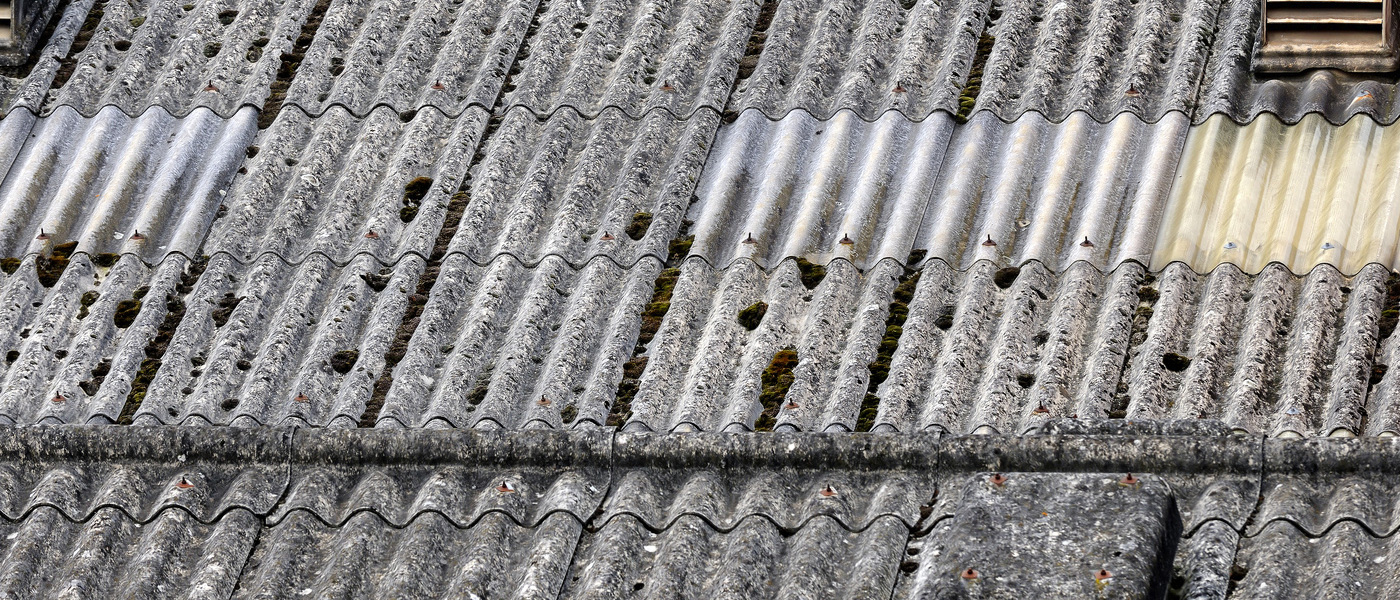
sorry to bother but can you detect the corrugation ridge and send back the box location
[3,498,268,528]
[590,509,913,537]
[1242,515,1395,539]
[263,505,589,530]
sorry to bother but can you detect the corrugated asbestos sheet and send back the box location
[0,105,254,261]
[17,0,316,118]
[280,0,535,117]
[726,0,985,121]
[688,109,1186,270]
[501,0,757,118]
[1156,113,1400,275]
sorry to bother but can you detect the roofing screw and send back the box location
[742,232,758,245]
[1032,402,1049,415]
[1124,86,1141,98]
[961,568,980,580]
[130,230,146,241]
[364,230,380,239]
[990,473,1007,487]
[50,394,65,403]
[819,485,837,497]
[495,481,516,493]
[204,81,219,92]
[1119,473,1139,486]
[892,83,907,93]
[175,477,195,489]
[784,400,800,410]
[1079,236,1094,248]
[660,82,674,92]
[1095,569,1113,582]
[293,393,309,403]
[599,231,615,242]
[1357,91,1375,102]
[1322,242,1336,250]
[981,235,996,247]
[839,233,854,246]
[537,396,551,407]
[1223,241,1237,250]
[35,229,49,241]
[431,81,445,90]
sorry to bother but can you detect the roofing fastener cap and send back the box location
[819,485,837,497]
[1124,86,1140,98]
[1032,402,1049,415]
[990,473,1008,486]
[204,81,219,92]
[599,231,615,242]
[364,230,380,239]
[1079,236,1094,248]
[742,233,758,245]
[892,83,907,93]
[961,568,979,580]
[495,481,516,493]
[176,477,195,489]
[293,393,309,403]
[660,82,674,92]
[784,400,800,410]
[839,233,855,246]
[1095,569,1113,582]
[981,235,996,247]
[1119,473,1139,486]
[35,229,49,240]
[431,81,445,90]
[50,394,65,403]
[130,230,146,241]
[537,396,551,406]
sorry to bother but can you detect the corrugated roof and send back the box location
[688,109,1185,270]
[1155,113,1400,275]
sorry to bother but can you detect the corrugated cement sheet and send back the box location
[627,257,1396,437]
[501,0,758,118]
[1155,113,1400,275]
[14,0,317,118]
[0,105,254,262]
[281,0,536,117]
[688,108,1186,271]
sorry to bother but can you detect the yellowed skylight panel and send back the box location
[1153,113,1400,274]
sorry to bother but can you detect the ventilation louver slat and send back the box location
[1256,0,1399,71]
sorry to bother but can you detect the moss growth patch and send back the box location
[36,242,79,288]
[203,42,221,57]
[723,0,779,122]
[330,349,359,374]
[1381,272,1400,339]
[754,347,799,431]
[858,271,921,432]
[625,212,653,241]
[794,258,826,290]
[79,360,110,395]
[92,253,119,267]
[52,0,108,88]
[116,256,207,424]
[400,177,433,223]
[77,291,100,320]
[955,33,996,122]
[211,293,243,327]
[113,299,142,328]
[737,301,767,330]
[258,0,328,128]
[0,258,18,274]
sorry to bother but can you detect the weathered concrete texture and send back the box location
[502,0,758,118]
[374,255,659,430]
[206,104,488,264]
[1252,437,1400,537]
[563,514,908,599]
[27,0,316,118]
[897,472,1180,599]
[282,0,536,117]
[445,106,718,267]
[729,0,988,121]
[0,105,254,262]
[1232,520,1400,598]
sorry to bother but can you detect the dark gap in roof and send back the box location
[357,0,552,428]
[117,254,207,424]
[1378,271,1400,339]
[860,265,923,432]
[955,4,999,123]
[609,218,695,428]
[47,0,106,88]
[35,241,77,287]
[258,0,332,129]
[1114,271,1158,418]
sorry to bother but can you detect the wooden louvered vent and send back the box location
[0,1,12,45]
[1256,0,1399,71]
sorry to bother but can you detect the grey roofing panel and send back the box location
[281,0,534,117]
[0,0,99,113]
[274,428,611,527]
[0,425,288,521]
[687,109,1185,271]
[1251,437,1400,537]
[1169,519,1237,600]
[501,0,756,118]
[727,0,988,121]
[562,514,908,600]
[0,506,260,599]
[206,105,488,264]
[604,431,940,531]
[972,0,1223,123]
[445,106,716,267]
[0,106,254,263]
[23,0,315,118]
[1194,0,1400,126]
[376,254,657,429]
[237,510,582,600]
[897,472,1179,599]
[1231,521,1400,598]
[132,253,422,427]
